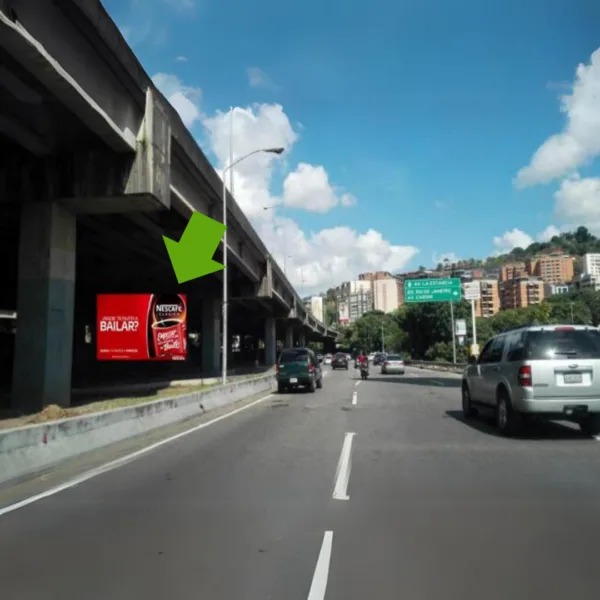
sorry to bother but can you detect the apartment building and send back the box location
[579,253,600,278]
[334,280,373,323]
[358,271,404,310]
[474,279,501,318]
[372,278,401,312]
[530,255,574,285]
[501,277,545,310]
[303,295,324,323]
[499,262,528,281]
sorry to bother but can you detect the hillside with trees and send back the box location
[435,226,599,272]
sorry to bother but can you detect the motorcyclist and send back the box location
[357,350,369,371]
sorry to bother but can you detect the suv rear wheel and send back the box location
[496,390,521,437]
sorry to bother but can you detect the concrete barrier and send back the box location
[0,373,276,486]
[407,360,466,374]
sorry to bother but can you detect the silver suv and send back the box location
[461,324,600,437]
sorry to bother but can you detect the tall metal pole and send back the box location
[221,106,233,385]
[450,301,457,364]
[381,322,385,353]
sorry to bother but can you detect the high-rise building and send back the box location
[303,296,324,323]
[499,262,528,281]
[530,255,574,284]
[372,279,400,312]
[334,281,372,322]
[357,271,404,310]
[501,277,545,310]
[474,279,501,318]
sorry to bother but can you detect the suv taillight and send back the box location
[518,365,532,387]
[308,363,314,372]
[384,361,389,367]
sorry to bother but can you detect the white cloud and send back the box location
[246,67,276,90]
[152,73,202,128]
[258,218,418,293]
[554,175,600,234]
[537,224,561,242]
[515,47,600,187]
[432,252,460,265]
[493,228,534,253]
[175,55,188,62]
[282,163,357,213]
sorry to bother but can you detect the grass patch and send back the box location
[0,371,273,431]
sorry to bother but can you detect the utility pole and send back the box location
[450,301,457,364]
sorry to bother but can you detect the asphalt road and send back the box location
[1,365,600,599]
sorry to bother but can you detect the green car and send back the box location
[276,347,323,393]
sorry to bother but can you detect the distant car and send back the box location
[324,353,332,365]
[277,347,323,393]
[381,354,405,375]
[373,353,387,366]
[368,353,376,362]
[332,352,349,369]
[317,353,324,363]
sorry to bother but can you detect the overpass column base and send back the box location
[298,333,306,347]
[284,324,293,348]
[264,317,276,366]
[12,202,76,413]
[201,297,221,376]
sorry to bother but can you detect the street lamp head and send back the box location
[265,147,285,155]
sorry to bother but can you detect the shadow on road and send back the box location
[445,409,587,440]
[367,375,462,388]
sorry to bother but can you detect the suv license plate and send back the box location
[290,378,298,384]
[564,373,583,384]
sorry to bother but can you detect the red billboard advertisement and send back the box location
[96,294,187,361]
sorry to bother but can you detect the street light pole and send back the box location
[220,118,284,385]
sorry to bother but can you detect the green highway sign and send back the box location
[404,277,461,303]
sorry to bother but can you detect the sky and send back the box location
[103,0,600,295]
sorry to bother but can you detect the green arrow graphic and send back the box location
[163,211,227,284]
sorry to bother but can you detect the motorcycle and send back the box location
[360,364,369,380]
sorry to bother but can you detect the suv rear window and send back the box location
[280,349,309,363]
[387,354,402,361]
[525,329,600,360]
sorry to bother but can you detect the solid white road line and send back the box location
[354,380,361,387]
[333,432,355,500]
[352,391,358,405]
[307,531,334,600]
[0,392,274,518]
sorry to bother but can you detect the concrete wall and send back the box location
[0,373,276,485]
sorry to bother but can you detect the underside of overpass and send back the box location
[0,27,335,415]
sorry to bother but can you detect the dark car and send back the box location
[373,352,387,366]
[332,352,349,369]
[277,347,323,393]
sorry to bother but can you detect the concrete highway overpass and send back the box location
[0,0,337,414]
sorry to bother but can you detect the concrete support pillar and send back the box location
[264,316,276,366]
[201,297,221,376]
[285,324,293,348]
[298,332,306,348]
[12,201,76,413]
